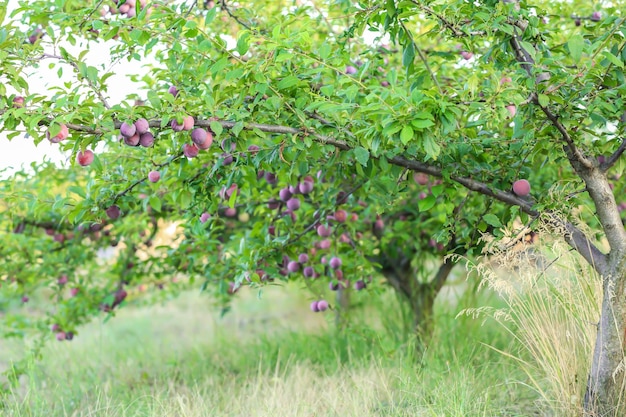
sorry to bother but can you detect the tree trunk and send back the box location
[380,256,455,345]
[334,285,350,329]
[410,285,437,343]
[584,267,626,416]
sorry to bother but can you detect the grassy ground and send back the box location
[0,284,541,417]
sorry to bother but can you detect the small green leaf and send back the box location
[178,190,192,209]
[386,0,396,17]
[402,42,415,68]
[601,51,624,68]
[236,32,250,56]
[400,125,414,144]
[231,121,244,137]
[210,121,223,138]
[147,90,161,109]
[418,194,436,212]
[422,135,441,160]
[483,213,502,228]
[205,6,217,25]
[149,196,162,212]
[538,94,549,107]
[568,34,584,62]
[228,189,237,209]
[411,119,435,129]
[277,75,299,90]
[354,146,370,166]
[68,186,85,198]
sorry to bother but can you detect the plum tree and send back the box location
[1,0,626,414]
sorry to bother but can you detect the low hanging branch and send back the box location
[3,106,608,274]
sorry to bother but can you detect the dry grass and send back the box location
[1,280,539,416]
[458,230,602,416]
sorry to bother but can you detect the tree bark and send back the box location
[334,285,350,329]
[380,255,455,344]
[584,265,626,416]
[410,285,437,342]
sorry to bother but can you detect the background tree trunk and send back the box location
[379,255,455,345]
[335,286,350,329]
[410,286,437,343]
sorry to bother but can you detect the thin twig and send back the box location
[413,1,484,37]
[399,20,442,94]
[220,0,253,30]
[184,0,198,18]
[41,54,111,110]
[508,27,593,169]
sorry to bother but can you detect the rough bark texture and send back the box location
[566,168,626,416]
[584,263,626,416]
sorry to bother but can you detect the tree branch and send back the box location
[538,104,594,169]
[184,0,198,18]
[601,138,626,172]
[398,20,442,94]
[9,112,609,274]
[432,257,455,293]
[220,0,253,31]
[412,2,483,37]
[561,219,610,276]
[508,26,593,169]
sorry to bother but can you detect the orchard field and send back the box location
[0,273,586,417]
[1,0,626,415]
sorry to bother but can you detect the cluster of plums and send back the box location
[119,118,155,147]
[310,299,329,312]
[50,322,74,342]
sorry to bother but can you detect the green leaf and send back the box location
[568,34,584,62]
[228,188,237,209]
[277,75,299,90]
[231,121,244,137]
[68,186,85,198]
[601,51,624,68]
[411,119,435,130]
[210,121,223,138]
[178,190,192,209]
[422,135,441,160]
[149,196,162,213]
[204,6,217,25]
[537,94,549,107]
[400,125,414,145]
[354,146,370,166]
[418,194,436,212]
[402,42,415,68]
[210,57,229,76]
[236,32,250,56]
[147,90,161,109]
[386,0,396,17]
[482,213,502,228]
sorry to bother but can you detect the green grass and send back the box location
[0,284,540,416]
